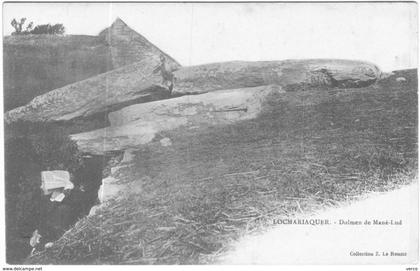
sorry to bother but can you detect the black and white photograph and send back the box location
[1,1,418,268]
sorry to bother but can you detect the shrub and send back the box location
[6,121,83,172]
[10,18,65,35]
[30,24,65,35]
[11,18,27,35]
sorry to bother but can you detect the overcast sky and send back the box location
[3,2,418,71]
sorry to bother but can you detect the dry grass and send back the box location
[27,69,418,264]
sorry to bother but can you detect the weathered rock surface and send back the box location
[71,85,284,154]
[5,59,168,123]
[172,59,381,95]
[97,176,121,203]
[89,167,143,214]
[5,59,380,124]
[98,18,180,69]
[108,84,284,126]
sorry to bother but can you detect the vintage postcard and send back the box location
[1,1,418,269]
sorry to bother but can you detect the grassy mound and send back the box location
[27,69,417,264]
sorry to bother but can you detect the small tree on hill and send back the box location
[11,18,28,35]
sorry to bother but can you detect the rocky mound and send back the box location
[5,59,381,124]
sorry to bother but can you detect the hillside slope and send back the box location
[27,69,417,264]
[4,34,111,110]
[3,18,180,111]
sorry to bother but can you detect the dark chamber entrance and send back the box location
[5,134,104,264]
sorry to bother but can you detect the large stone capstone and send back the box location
[70,85,284,154]
[5,59,381,124]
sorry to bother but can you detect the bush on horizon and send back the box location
[11,18,65,35]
